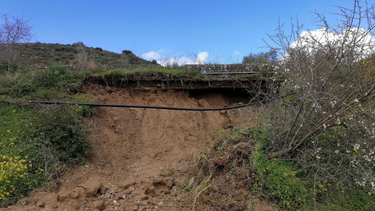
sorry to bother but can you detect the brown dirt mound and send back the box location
[3,83,278,211]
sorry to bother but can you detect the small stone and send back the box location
[79,180,102,196]
[92,200,105,211]
[57,190,70,202]
[37,201,45,207]
[140,201,148,206]
[99,183,107,194]
[219,110,227,114]
[70,187,83,199]
[117,181,135,191]
[70,191,79,199]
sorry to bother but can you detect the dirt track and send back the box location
[3,83,278,211]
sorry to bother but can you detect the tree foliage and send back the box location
[259,0,375,198]
[242,50,277,64]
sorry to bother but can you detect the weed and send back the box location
[251,130,311,210]
[182,177,195,192]
[298,188,375,211]
[33,69,60,88]
[0,103,91,206]
[9,82,36,97]
[246,201,255,211]
[0,62,21,73]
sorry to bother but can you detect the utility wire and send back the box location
[1,92,295,111]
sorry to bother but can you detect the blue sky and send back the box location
[2,0,357,64]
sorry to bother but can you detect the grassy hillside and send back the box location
[8,42,160,69]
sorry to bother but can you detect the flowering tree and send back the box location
[260,0,375,194]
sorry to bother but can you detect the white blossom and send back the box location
[354,143,360,150]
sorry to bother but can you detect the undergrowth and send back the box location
[251,129,375,210]
[0,103,92,207]
[251,130,311,209]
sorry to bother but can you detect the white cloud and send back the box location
[143,50,209,67]
[195,52,209,64]
[232,51,240,56]
[288,27,375,61]
[142,51,162,60]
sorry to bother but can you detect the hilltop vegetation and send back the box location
[5,42,160,70]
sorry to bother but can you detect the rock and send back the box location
[57,189,70,202]
[171,191,178,197]
[78,180,102,197]
[70,191,79,199]
[118,181,135,191]
[140,200,149,206]
[99,183,108,194]
[71,187,83,199]
[92,200,105,211]
[121,204,139,211]
[144,187,155,197]
[159,168,174,176]
[37,201,45,207]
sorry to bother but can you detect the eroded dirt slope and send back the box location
[3,84,277,211]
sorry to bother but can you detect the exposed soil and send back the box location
[3,80,279,211]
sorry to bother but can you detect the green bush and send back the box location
[0,104,45,206]
[33,69,60,88]
[48,61,67,75]
[23,105,91,167]
[251,130,311,210]
[299,188,375,211]
[0,103,92,206]
[34,89,58,100]
[0,62,20,72]
[0,155,43,206]
[9,82,36,97]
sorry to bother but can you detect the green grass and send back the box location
[251,141,311,210]
[298,188,375,211]
[102,67,206,79]
[0,103,92,207]
[0,104,44,206]
[0,64,95,206]
[250,129,375,211]
[9,42,160,69]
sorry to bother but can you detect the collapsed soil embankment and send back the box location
[3,76,277,211]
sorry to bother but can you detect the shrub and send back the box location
[0,155,43,206]
[0,62,20,72]
[9,82,36,97]
[256,0,375,208]
[22,105,92,180]
[251,130,311,210]
[0,103,92,206]
[33,69,60,88]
